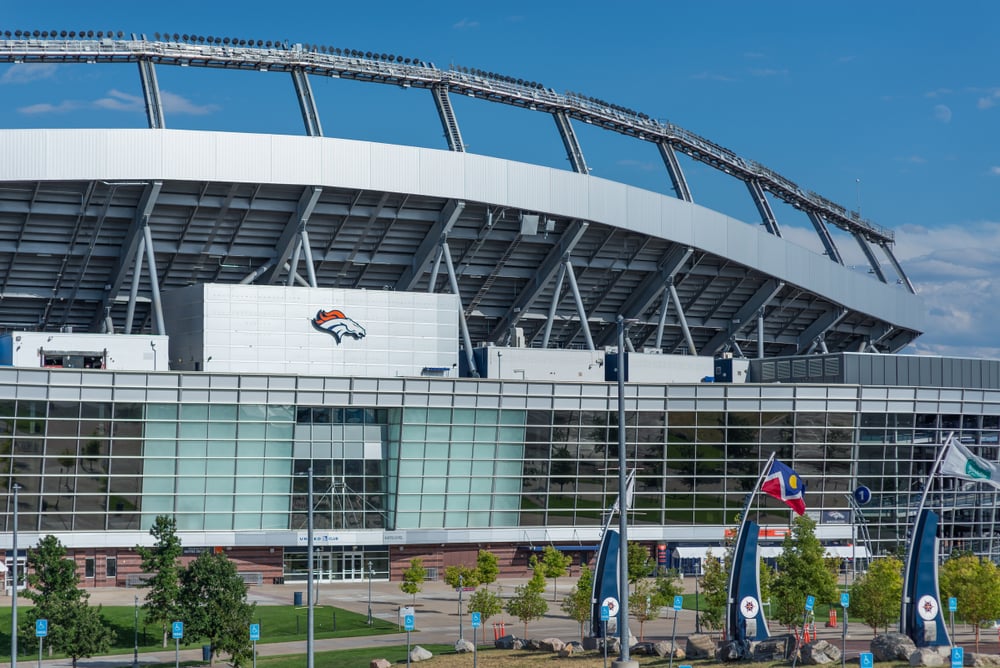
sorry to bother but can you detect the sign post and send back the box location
[172,621,183,668]
[840,592,850,668]
[404,613,415,668]
[793,595,816,668]
[669,595,683,668]
[249,623,260,668]
[600,604,610,668]
[35,618,47,668]
[948,597,957,641]
[471,611,481,668]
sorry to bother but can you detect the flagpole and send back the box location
[725,451,776,642]
[899,432,954,633]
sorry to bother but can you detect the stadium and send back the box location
[0,32,995,588]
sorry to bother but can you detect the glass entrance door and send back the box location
[340,552,365,581]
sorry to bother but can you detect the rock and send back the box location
[539,637,565,652]
[582,636,600,651]
[686,633,718,659]
[408,645,433,662]
[494,634,517,650]
[970,653,1000,667]
[524,638,543,651]
[632,641,656,656]
[512,638,525,650]
[909,647,948,666]
[559,643,581,658]
[753,634,795,661]
[653,640,684,658]
[801,639,842,665]
[369,660,391,668]
[872,633,918,662]
[718,640,747,662]
[454,638,475,653]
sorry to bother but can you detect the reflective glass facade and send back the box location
[3,368,1000,566]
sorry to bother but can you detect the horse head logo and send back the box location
[311,309,367,344]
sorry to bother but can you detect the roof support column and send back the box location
[432,84,465,152]
[541,264,567,349]
[807,212,844,264]
[553,110,588,174]
[854,232,888,283]
[137,58,165,129]
[291,67,323,137]
[124,238,145,335]
[287,240,303,286]
[757,308,765,358]
[667,280,697,355]
[300,229,318,288]
[141,223,166,335]
[881,243,916,294]
[747,179,781,236]
[563,258,595,350]
[441,241,479,376]
[657,142,692,202]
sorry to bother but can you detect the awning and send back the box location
[672,546,724,560]
[670,545,870,560]
[521,545,600,552]
[824,545,871,559]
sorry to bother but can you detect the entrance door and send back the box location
[341,552,365,581]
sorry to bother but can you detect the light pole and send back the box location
[306,467,314,668]
[458,574,464,641]
[11,482,22,668]
[367,560,373,626]
[614,316,637,668]
[133,594,139,668]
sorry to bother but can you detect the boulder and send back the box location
[559,642,583,658]
[631,641,656,656]
[539,637,565,652]
[970,653,1000,667]
[872,633,918,662]
[494,634,517,650]
[454,638,475,654]
[909,647,948,667]
[800,639,842,665]
[524,638,544,651]
[408,645,433,662]
[369,660,392,668]
[753,634,795,661]
[686,633,718,659]
[653,640,684,658]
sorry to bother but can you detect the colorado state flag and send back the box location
[760,459,806,515]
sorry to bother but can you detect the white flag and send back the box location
[940,436,1000,490]
[611,469,636,513]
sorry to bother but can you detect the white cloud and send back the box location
[161,91,219,115]
[1,63,58,84]
[94,89,143,112]
[453,18,480,29]
[990,166,1000,176]
[17,100,80,114]
[932,104,952,123]
[749,68,789,77]
[691,71,735,82]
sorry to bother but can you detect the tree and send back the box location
[699,548,729,633]
[630,577,669,641]
[539,545,573,600]
[561,564,594,639]
[505,557,549,636]
[476,550,500,588]
[655,568,683,603]
[178,550,256,666]
[444,564,480,590]
[627,542,655,587]
[400,558,427,604]
[20,535,115,666]
[136,515,183,647]
[849,556,903,636]
[770,515,840,632]
[468,588,504,627]
[940,554,1000,651]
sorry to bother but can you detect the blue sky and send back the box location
[2,1,998,358]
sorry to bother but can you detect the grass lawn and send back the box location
[0,604,400,660]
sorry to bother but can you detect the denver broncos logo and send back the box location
[311,308,367,343]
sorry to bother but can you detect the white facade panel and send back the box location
[1,331,168,370]
[320,139,371,191]
[463,153,508,203]
[162,284,459,377]
[370,142,420,195]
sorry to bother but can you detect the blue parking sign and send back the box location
[841,592,850,608]
[35,619,47,637]
[249,623,260,641]
[860,652,873,668]
[404,614,415,631]
[952,647,963,668]
[674,595,683,611]
[600,605,610,622]
[471,612,481,629]
[949,597,957,612]
[805,595,815,611]
[172,621,184,639]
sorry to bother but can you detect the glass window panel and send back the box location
[147,404,178,420]
[423,477,446,493]
[180,404,209,421]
